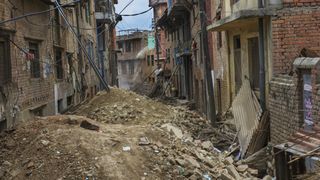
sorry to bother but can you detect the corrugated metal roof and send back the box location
[232,80,262,158]
[275,124,320,159]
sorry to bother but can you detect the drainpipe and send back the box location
[258,0,266,111]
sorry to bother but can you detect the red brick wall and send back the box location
[270,2,320,144]
[272,4,320,74]
[283,0,320,7]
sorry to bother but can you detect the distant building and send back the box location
[116,29,150,89]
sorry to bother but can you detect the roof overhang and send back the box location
[207,8,276,32]
[275,124,320,161]
[40,0,55,5]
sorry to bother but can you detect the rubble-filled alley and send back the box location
[2,0,320,179]
[1,88,269,180]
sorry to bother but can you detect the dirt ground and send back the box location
[0,88,255,180]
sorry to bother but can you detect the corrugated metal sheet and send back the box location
[232,80,262,158]
[276,124,320,159]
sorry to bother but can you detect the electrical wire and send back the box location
[0,0,81,25]
[118,0,135,14]
[54,0,109,90]
[121,7,153,17]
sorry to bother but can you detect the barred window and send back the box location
[55,49,63,79]
[0,38,11,85]
[29,42,41,78]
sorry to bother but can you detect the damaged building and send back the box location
[147,0,320,178]
[116,29,150,90]
[0,0,116,131]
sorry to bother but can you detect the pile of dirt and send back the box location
[73,88,171,125]
[0,116,96,180]
[0,88,259,180]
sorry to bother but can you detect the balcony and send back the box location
[149,0,167,7]
[95,0,116,24]
[208,0,282,31]
[95,12,115,24]
[40,0,55,5]
[167,0,192,16]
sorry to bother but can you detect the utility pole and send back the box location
[199,0,217,126]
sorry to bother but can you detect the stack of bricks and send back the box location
[272,1,320,75]
[269,75,303,145]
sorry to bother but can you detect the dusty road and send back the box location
[0,88,257,180]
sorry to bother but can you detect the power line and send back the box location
[121,7,153,16]
[54,0,109,91]
[119,0,135,14]
[0,0,81,25]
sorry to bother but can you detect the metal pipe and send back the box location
[258,0,266,111]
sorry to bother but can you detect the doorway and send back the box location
[248,37,260,90]
[233,35,242,94]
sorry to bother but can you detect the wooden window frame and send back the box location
[28,41,41,79]
[0,36,12,85]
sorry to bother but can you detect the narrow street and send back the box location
[1,0,320,179]
[0,88,248,180]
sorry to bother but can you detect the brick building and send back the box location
[116,29,149,89]
[270,0,320,145]
[207,0,320,178]
[0,0,111,131]
[95,0,119,87]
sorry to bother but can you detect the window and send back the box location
[147,55,150,66]
[151,55,154,66]
[87,41,95,63]
[129,61,134,75]
[233,35,242,93]
[66,53,73,74]
[166,49,170,63]
[30,105,44,116]
[53,9,61,45]
[58,99,63,113]
[29,42,41,78]
[67,95,73,106]
[121,63,127,74]
[118,42,123,50]
[0,38,11,85]
[55,49,63,79]
[85,1,91,25]
[217,32,222,49]
[248,37,260,90]
[125,42,131,52]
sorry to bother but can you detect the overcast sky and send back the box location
[115,0,153,31]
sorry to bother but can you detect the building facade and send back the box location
[0,0,111,131]
[116,29,149,90]
[95,0,119,87]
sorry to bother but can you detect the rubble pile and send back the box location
[0,88,262,179]
[87,103,145,124]
[0,116,96,180]
[145,118,257,180]
[153,107,237,150]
